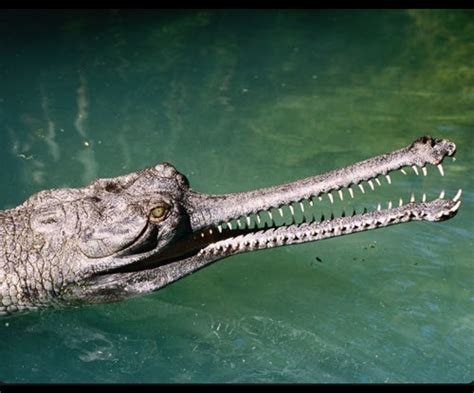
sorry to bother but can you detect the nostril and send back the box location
[448,142,456,155]
[104,182,121,193]
[420,136,429,144]
[418,135,434,146]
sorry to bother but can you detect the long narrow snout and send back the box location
[186,136,456,231]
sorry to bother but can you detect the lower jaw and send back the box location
[194,194,461,258]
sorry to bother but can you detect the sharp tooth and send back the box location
[209,228,213,235]
[388,201,392,209]
[401,168,407,175]
[368,180,375,191]
[268,211,273,221]
[375,178,381,186]
[410,193,415,203]
[338,190,344,201]
[256,215,261,224]
[348,187,354,198]
[278,207,284,217]
[422,166,428,176]
[385,174,392,184]
[246,216,251,227]
[453,189,463,202]
[227,222,233,230]
[439,190,445,199]
[422,193,426,203]
[328,193,334,204]
[238,218,244,229]
[218,225,223,233]
[412,165,419,175]
[289,205,295,216]
[318,196,322,201]
[299,202,305,212]
[377,203,381,211]
[399,197,403,207]
[358,184,365,194]
[437,164,444,176]
[309,199,314,207]
[452,199,461,211]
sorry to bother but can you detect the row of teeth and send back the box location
[195,162,455,239]
[197,189,462,239]
[198,192,463,256]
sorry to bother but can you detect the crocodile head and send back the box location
[2,136,462,311]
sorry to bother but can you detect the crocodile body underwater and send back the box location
[0,136,462,315]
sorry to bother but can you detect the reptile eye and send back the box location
[150,205,169,222]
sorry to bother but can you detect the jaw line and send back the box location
[115,224,158,257]
[88,225,165,275]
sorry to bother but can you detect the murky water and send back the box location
[0,9,473,383]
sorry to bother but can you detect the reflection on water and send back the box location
[74,74,98,184]
[0,9,472,383]
[40,87,60,162]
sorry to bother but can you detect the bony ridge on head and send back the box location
[154,163,178,178]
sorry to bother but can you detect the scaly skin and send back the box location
[0,136,462,315]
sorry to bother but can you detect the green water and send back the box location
[0,10,473,383]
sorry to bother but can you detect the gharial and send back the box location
[0,136,462,315]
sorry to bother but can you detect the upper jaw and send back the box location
[186,135,457,232]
